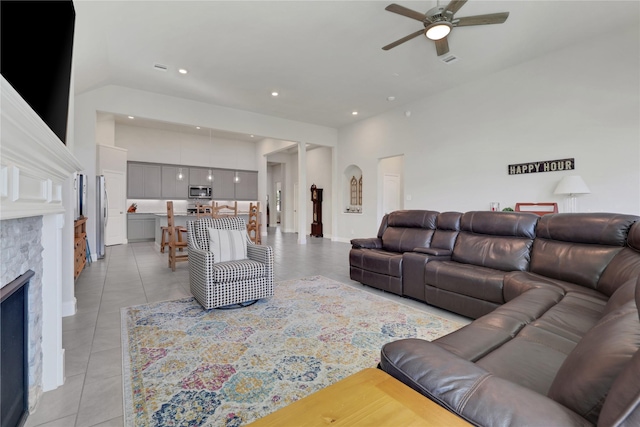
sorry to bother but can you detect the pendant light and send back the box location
[176,141,184,181]
[207,129,214,182]
[234,171,241,183]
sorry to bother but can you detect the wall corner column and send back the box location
[297,142,307,244]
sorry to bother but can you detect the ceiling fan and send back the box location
[382,0,509,56]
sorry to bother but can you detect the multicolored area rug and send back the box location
[121,276,464,426]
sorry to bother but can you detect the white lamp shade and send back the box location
[554,175,590,195]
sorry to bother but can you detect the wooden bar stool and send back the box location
[161,223,187,253]
[167,201,188,271]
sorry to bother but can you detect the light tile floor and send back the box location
[25,227,469,427]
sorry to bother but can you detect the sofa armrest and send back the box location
[351,237,383,249]
[402,251,453,301]
[380,339,591,427]
[413,247,452,256]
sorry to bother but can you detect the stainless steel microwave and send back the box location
[188,185,212,199]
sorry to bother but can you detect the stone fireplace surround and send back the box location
[1,76,82,411]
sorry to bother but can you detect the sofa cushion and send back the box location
[379,210,439,253]
[364,251,403,277]
[352,249,403,277]
[381,227,435,253]
[430,212,462,250]
[453,233,534,272]
[211,259,266,283]
[504,271,608,302]
[425,260,506,304]
[387,210,438,229]
[535,213,638,246]
[460,211,538,238]
[530,238,622,289]
[547,283,639,424]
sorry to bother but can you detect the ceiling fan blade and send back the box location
[455,12,509,27]
[435,37,450,56]
[382,29,425,50]
[385,4,428,22]
[443,0,468,15]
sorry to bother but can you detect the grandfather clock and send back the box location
[310,184,323,237]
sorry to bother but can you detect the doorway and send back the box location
[382,174,401,214]
[293,182,298,233]
[378,155,404,220]
[275,181,282,224]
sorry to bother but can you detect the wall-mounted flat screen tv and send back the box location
[1,1,75,145]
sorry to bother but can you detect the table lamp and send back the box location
[554,175,590,212]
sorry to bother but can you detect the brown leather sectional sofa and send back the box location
[349,210,640,426]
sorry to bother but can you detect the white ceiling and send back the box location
[74,1,640,131]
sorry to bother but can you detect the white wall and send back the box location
[115,124,257,170]
[336,25,640,240]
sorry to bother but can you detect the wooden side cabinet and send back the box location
[74,217,87,279]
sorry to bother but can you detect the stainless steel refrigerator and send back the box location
[96,175,108,259]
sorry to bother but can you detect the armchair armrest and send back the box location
[381,339,591,427]
[247,243,274,266]
[351,237,383,249]
[188,247,216,288]
[413,247,452,256]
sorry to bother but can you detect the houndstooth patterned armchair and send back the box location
[186,216,274,309]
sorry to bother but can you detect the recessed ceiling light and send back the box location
[387,96,396,101]
[128,116,134,119]
[178,68,188,74]
[271,92,279,97]
[250,135,254,138]
[352,111,358,116]
[196,126,200,129]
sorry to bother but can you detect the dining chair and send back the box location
[247,202,261,245]
[195,203,213,218]
[212,201,238,218]
[167,201,188,271]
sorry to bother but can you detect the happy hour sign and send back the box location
[508,158,575,175]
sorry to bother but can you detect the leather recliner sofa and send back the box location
[371,212,640,426]
[349,210,461,295]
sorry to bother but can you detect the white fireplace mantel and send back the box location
[1,76,82,220]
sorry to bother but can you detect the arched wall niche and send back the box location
[344,164,363,213]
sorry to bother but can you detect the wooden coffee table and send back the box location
[247,368,472,426]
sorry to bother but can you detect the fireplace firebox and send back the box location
[1,270,34,427]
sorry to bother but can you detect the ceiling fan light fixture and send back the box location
[425,22,451,40]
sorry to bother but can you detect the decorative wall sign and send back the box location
[508,158,574,175]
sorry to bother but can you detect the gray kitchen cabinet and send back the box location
[212,169,236,200]
[127,213,157,242]
[189,168,213,186]
[162,165,189,199]
[127,162,161,198]
[234,171,258,200]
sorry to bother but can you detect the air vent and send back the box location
[153,63,168,71]
[440,54,459,64]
